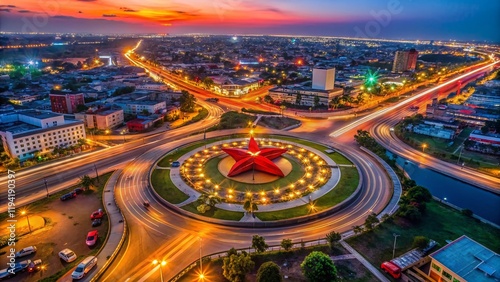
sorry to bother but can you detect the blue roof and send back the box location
[430,235,500,281]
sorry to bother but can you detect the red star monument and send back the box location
[222,137,287,177]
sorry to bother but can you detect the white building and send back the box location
[0,111,86,161]
[75,108,124,130]
[312,67,336,90]
[114,100,166,115]
[269,86,343,107]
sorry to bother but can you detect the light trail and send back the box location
[330,61,499,137]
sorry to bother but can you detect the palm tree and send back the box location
[243,196,258,214]
[279,105,287,117]
[330,96,341,109]
[198,189,221,208]
[78,175,94,191]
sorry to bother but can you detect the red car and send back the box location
[86,230,98,247]
[90,209,104,220]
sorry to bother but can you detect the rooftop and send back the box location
[430,235,500,281]
[19,110,60,119]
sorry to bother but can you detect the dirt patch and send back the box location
[0,190,107,282]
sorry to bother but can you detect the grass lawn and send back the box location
[256,167,359,221]
[203,155,305,192]
[258,116,301,130]
[178,244,376,282]
[346,200,500,268]
[151,169,189,204]
[181,202,244,221]
[275,136,353,165]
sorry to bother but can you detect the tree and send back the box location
[252,235,268,253]
[264,95,274,104]
[353,225,363,235]
[405,186,432,203]
[398,204,422,222]
[280,105,287,117]
[78,175,94,191]
[364,213,379,231]
[326,231,341,249]
[243,196,258,214]
[141,109,150,115]
[203,77,214,89]
[227,247,238,257]
[412,236,430,250]
[330,96,341,109]
[301,251,337,282]
[76,104,87,113]
[256,261,282,282]
[222,252,255,282]
[196,190,221,213]
[179,90,196,112]
[281,239,293,251]
[313,95,320,108]
[295,93,302,105]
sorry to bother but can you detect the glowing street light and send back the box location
[21,210,32,233]
[422,143,428,152]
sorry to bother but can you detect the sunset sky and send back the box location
[1,0,499,41]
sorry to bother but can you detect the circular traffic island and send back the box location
[151,134,361,225]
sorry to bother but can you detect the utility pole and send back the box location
[43,178,49,197]
[392,233,400,259]
[94,163,100,183]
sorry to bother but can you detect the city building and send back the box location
[392,49,418,73]
[464,86,500,110]
[468,130,500,146]
[428,235,500,282]
[0,110,86,161]
[269,67,343,107]
[411,124,456,140]
[49,93,85,114]
[126,118,154,132]
[113,99,166,115]
[312,67,336,90]
[75,107,124,130]
[210,76,262,97]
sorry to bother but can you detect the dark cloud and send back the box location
[175,11,186,14]
[78,11,83,13]
[124,9,138,12]
[260,8,282,14]
[77,0,97,2]
[18,10,31,13]
[0,5,16,8]
[102,14,117,17]
[52,15,77,19]
[0,9,11,12]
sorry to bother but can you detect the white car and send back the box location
[58,248,77,263]
[15,246,37,258]
[72,256,97,280]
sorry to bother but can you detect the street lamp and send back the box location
[43,178,49,198]
[392,233,400,258]
[199,237,204,280]
[152,260,167,282]
[402,160,408,177]
[21,210,31,233]
[422,143,427,153]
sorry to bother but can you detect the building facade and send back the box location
[269,86,343,107]
[312,67,336,90]
[0,111,86,161]
[49,93,85,114]
[392,49,418,73]
[75,108,124,130]
[114,100,166,115]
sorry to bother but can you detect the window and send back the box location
[13,141,17,144]
[432,263,441,272]
[453,278,460,282]
[53,121,57,126]
[443,271,452,280]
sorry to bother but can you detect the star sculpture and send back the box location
[223,137,287,177]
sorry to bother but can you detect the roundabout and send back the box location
[152,134,361,223]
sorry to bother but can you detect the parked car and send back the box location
[58,249,77,263]
[27,259,42,273]
[86,230,98,247]
[171,161,180,167]
[72,256,97,280]
[73,188,84,194]
[60,191,76,201]
[0,259,31,279]
[91,218,102,227]
[15,246,37,258]
[90,209,104,220]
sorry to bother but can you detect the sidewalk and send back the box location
[341,241,390,282]
[57,170,126,282]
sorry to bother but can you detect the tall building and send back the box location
[0,110,86,161]
[392,49,418,73]
[49,93,85,114]
[312,67,336,90]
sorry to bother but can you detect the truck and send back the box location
[381,261,401,279]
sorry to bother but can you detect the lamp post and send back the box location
[402,161,408,177]
[392,233,400,258]
[94,163,99,183]
[422,143,427,153]
[152,260,167,282]
[21,210,31,233]
[43,178,49,198]
[199,237,204,280]
[457,145,464,165]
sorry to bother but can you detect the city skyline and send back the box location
[1,0,499,42]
